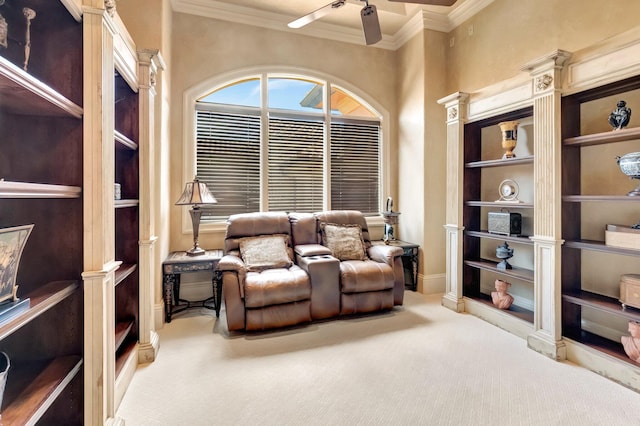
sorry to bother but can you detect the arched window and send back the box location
[193,73,383,222]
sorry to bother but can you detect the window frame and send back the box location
[182,66,391,234]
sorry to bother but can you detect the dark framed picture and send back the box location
[0,224,33,304]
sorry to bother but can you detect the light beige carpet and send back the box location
[116,292,640,425]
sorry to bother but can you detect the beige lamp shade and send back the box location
[175,177,217,206]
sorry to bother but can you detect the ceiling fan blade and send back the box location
[387,0,457,6]
[361,3,382,45]
[288,0,346,29]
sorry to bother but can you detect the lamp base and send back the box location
[186,246,206,256]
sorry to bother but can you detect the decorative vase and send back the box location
[608,100,631,130]
[382,197,400,244]
[496,241,513,270]
[616,152,640,196]
[499,121,519,159]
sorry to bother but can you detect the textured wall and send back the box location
[446,0,640,93]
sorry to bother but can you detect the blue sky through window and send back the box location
[199,78,324,113]
[199,77,375,118]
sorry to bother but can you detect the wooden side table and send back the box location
[162,249,223,323]
[373,240,420,291]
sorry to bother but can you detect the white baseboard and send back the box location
[420,273,446,294]
[154,302,164,330]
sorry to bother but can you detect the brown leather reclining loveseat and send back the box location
[218,210,404,332]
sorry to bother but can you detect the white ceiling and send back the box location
[170,0,494,50]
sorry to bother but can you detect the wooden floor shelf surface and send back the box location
[115,321,134,352]
[466,293,534,323]
[1,356,82,426]
[563,327,638,366]
[115,340,137,378]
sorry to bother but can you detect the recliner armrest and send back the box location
[367,244,403,266]
[218,254,246,273]
[294,244,332,257]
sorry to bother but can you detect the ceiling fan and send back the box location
[288,0,457,45]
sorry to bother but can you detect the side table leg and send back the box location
[411,249,419,292]
[163,273,175,323]
[213,271,222,318]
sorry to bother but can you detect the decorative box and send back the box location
[620,274,640,309]
[488,211,521,236]
[605,224,640,250]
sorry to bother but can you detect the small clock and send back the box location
[496,179,521,202]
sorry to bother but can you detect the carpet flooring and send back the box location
[116,291,640,425]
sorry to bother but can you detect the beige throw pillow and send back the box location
[239,235,293,272]
[321,223,367,261]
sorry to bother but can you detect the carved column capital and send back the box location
[438,92,469,124]
[522,49,572,95]
[104,0,116,17]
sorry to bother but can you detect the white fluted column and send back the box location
[521,50,571,360]
[438,92,469,312]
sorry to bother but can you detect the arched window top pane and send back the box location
[199,78,260,108]
[268,77,324,113]
[330,86,376,118]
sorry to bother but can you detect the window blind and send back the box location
[196,109,260,221]
[268,115,324,213]
[330,119,380,215]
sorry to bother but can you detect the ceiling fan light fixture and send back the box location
[361,3,382,45]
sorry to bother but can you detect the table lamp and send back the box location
[175,176,217,256]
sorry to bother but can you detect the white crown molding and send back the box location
[171,0,493,50]
[448,0,494,30]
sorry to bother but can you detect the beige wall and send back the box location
[169,13,399,252]
[447,0,640,93]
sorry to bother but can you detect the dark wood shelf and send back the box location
[563,289,640,321]
[466,156,534,168]
[115,264,137,287]
[563,326,640,367]
[563,195,640,202]
[115,130,138,151]
[115,321,134,353]
[466,230,534,245]
[1,356,83,426]
[0,281,80,342]
[0,181,81,199]
[465,259,535,283]
[0,57,82,118]
[563,239,640,256]
[465,201,534,208]
[466,292,534,324]
[115,340,137,378]
[564,126,640,147]
[115,199,140,209]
